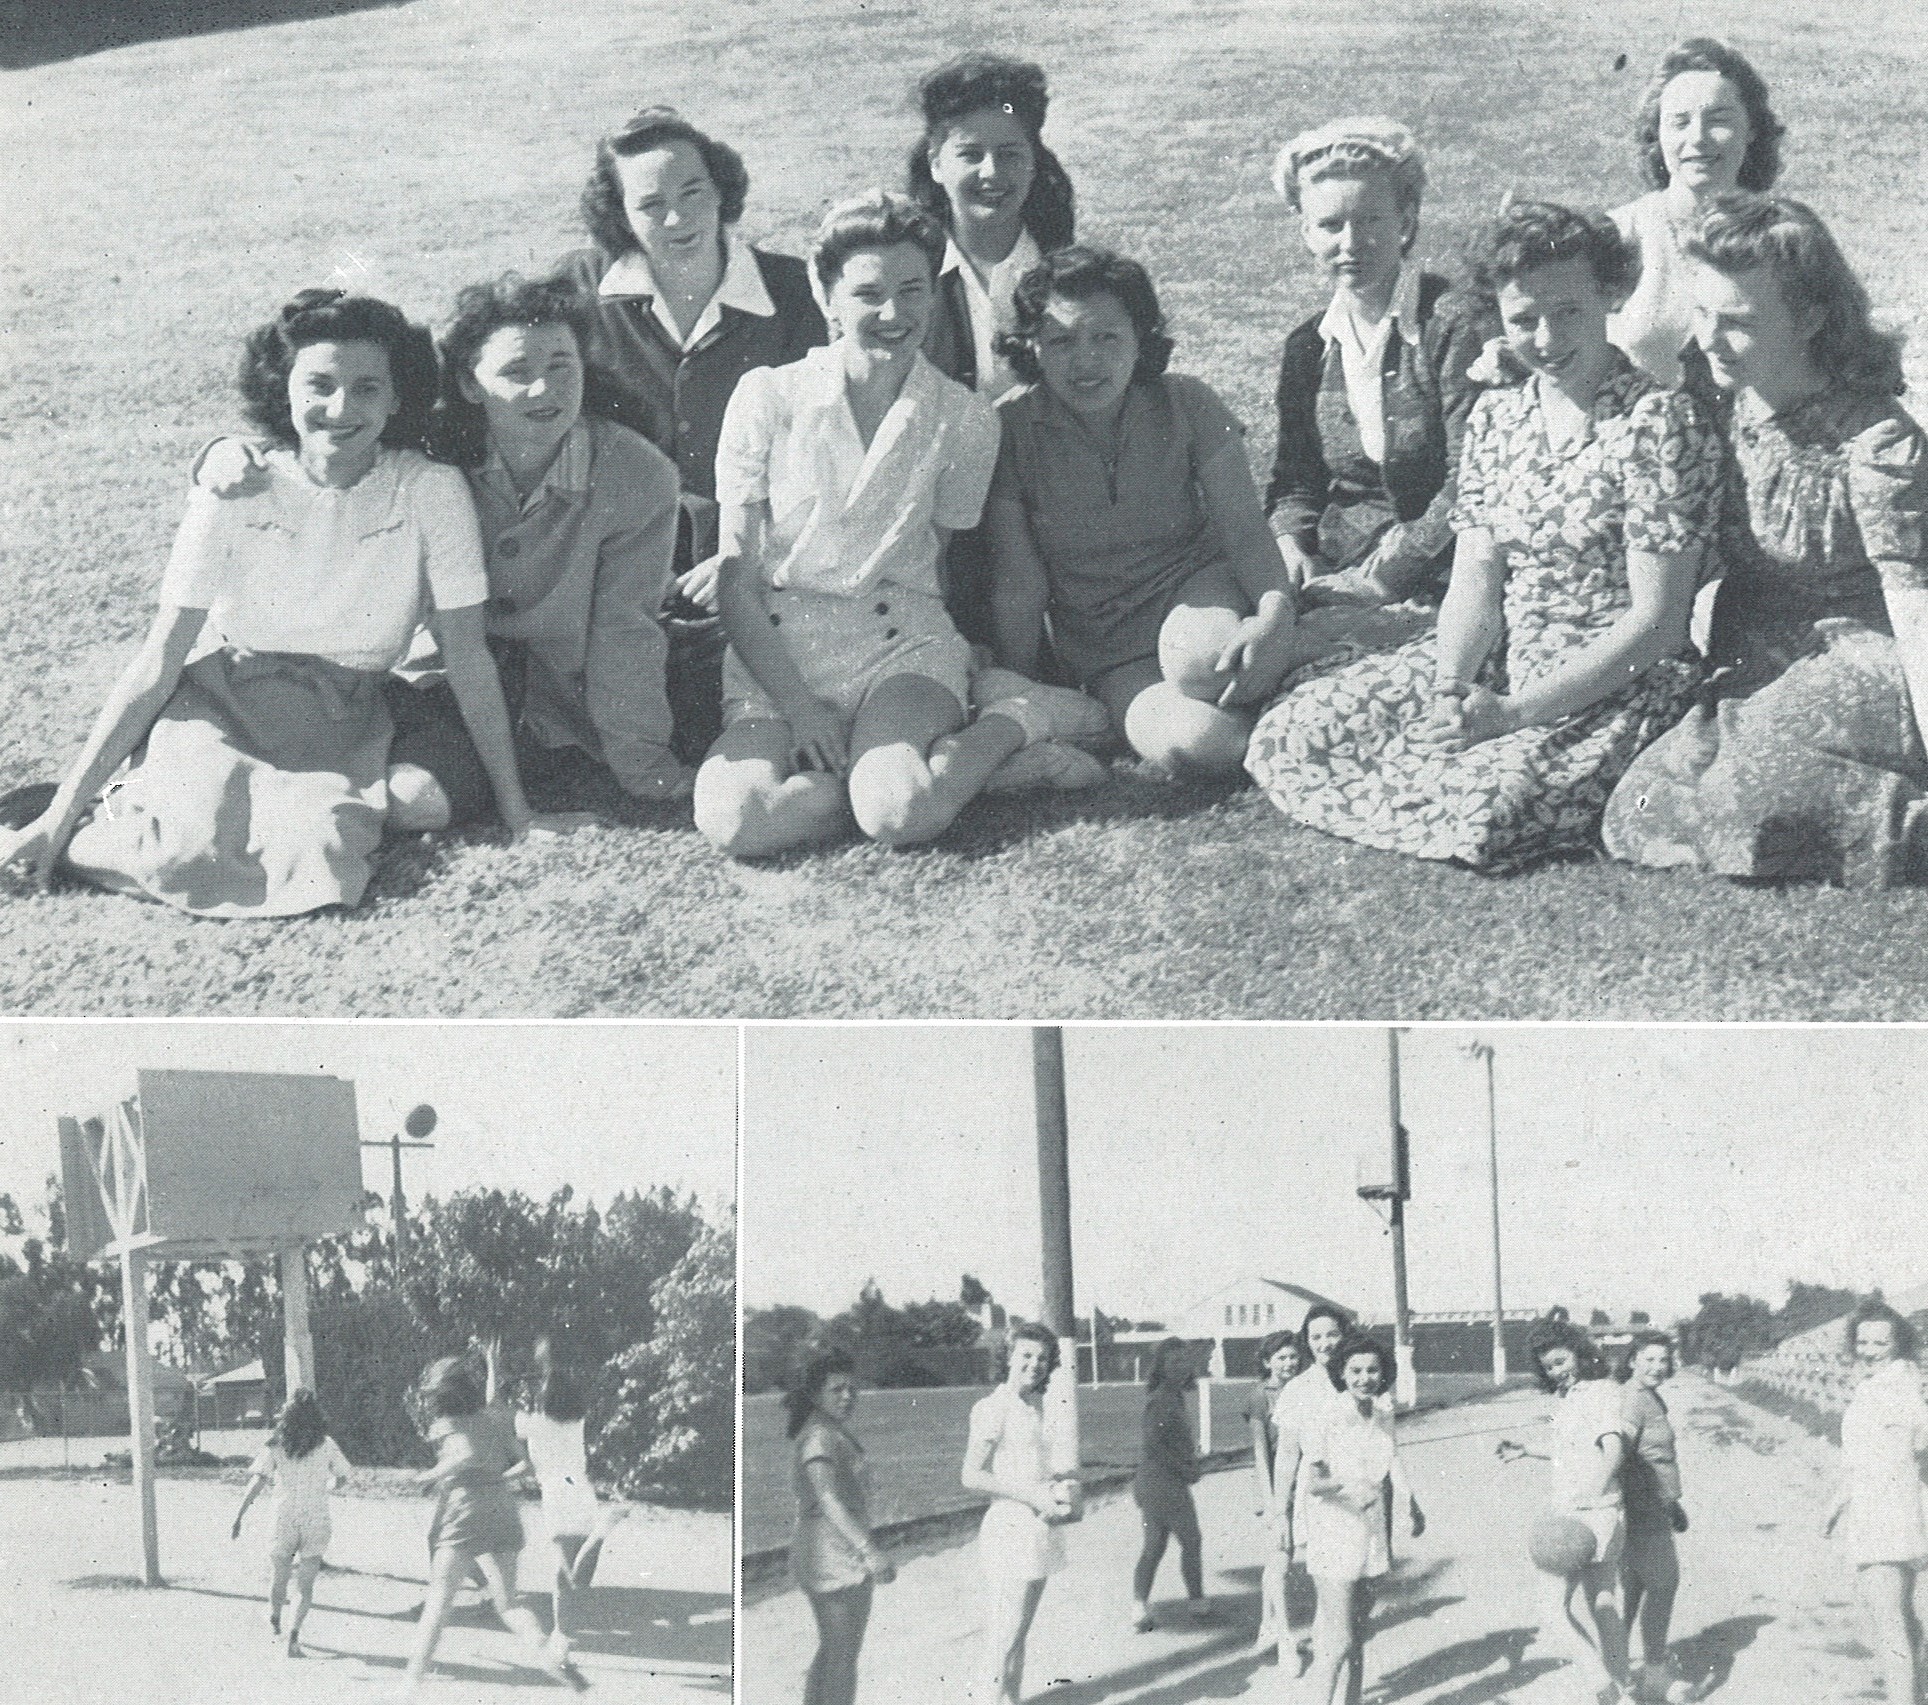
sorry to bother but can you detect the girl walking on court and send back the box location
[788,1350,894,1705]
[230,1388,351,1658]
[1131,1337,1215,1631]
[1250,1331,1307,1655]
[515,1342,630,1664]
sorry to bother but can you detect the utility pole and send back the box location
[1462,1041,1508,1384]
[1386,1029,1416,1409]
[1032,1028,1082,1492]
[362,1103,436,1265]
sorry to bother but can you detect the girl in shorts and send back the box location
[230,1388,352,1658]
[694,189,1101,857]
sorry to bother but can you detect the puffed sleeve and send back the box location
[157,488,234,609]
[797,1421,836,1471]
[1849,408,1928,592]
[1447,392,1502,534]
[934,388,1001,531]
[713,365,780,509]
[412,460,490,612]
[247,1444,275,1481]
[1619,388,1722,567]
[967,1393,1006,1461]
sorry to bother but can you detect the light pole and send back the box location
[1031,1028,1083,1500]
[1461,1041,1507,1384]
[362,1103,436,1264]
[1357,1030,1417,1409]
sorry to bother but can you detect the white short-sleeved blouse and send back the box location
[161,445,488,671]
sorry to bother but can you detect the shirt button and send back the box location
[770,612,781,627]
[874,601,890,616]
[885,627,899,640]
[490,595,518,617]
[498,538,521,559]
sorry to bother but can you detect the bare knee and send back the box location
[1159,607,1241,703]
[1124,684,1252,774]
[387,762,452,831]
[848,748,949,848]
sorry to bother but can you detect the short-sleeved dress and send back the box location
[1246,355,1721,871]
[62,446,488,916]
[712,343,998,724]
[791,1418,872,1596]
[1294,1401,1400,1581]
[249,1436,351,1560]
[1838,1360,1928,1567]
[969,1383,1065,1585]
[426,1405,526,1557]
[1604,385,1928,888]
[990,374,1246,687]
[515,1408,599,1541]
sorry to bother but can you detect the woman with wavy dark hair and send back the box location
[0,291,574,913]
[231,1389,351,1659]
[1825,1302,1928,1705]
[1604,195,1928,887]
[1249,201,1722,871]
[963,1322,1072,1705]
[1130,1336,1214,1631]
[554,106,827,760]
[785,1350,893,1705]
[1608,38,1786,385]
[986,245,1302,774]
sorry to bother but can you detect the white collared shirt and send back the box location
[713,342,999,598]
[942,229,1042,401]
[1318,262,1423,466]
[598,233,777,351]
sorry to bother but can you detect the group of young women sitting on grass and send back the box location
[3,39,1923,915]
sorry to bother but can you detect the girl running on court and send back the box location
[231,1388,351,1658]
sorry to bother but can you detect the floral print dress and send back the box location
[1603,383,1928,887]
[1246,354,1720,871]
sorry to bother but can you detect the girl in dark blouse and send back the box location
[1130,1337,1214,1631]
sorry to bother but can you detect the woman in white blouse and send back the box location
[1607,38,1785,386]
[0,290,577,915]
[1825,1302,1928,1705]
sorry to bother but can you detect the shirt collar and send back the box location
[1318,261,1424,351]
[478,419,592,512]
[597,232,776,319]
[940,229,1043,283]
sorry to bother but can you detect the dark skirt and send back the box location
[428,1480,526,1558]
[63,647,389,917]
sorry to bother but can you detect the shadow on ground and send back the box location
[1673,1613,1776,1696]
[1,0,417,71]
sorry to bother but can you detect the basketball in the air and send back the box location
[404,1104,438,1138]
[1528,1512,1598,1574]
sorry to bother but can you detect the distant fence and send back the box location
[1,1383,268,1446]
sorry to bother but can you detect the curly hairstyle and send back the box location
[237,289,438,452]
[429,270,654,466]
[1146,1335,1198,1394]
[1525,1318,1609,1392]
[580,106,750,258]
[1843,1299,1921,1363]
[999,1319,1062,1382]
[1272,116,1426,253]
[1297,1302,1352,1363]
[811,189,946,296]
[1324,1331,1393,1395]
[1634,37,1784,194]
[1616,1328,1677,1382]
[904,52,1075,252]
[418,1354,485,1420]
[271,1387,329,1461]
[1687,192,1906,397]
[782,1348,855,1440]
[1258,1330,1303,1374]
[997,244,1176,388]
[1465,200,1638,304]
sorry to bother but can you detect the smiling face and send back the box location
[1496,257,1613,392]
[817,1370,859,1422]
[1631,1342,1675,1390]
[928,106,1036,234]
[1266,1343,1305,1386]
[1341,1350,1384,1403]
[825,242,934,362]
[1657,70,1753,196]
[286,339,395,477]
[616,139,724,275]
[1855,1319,1899,1366]
[1032,289,1139,420]
[461,322,584,466]
[1306,1314,1345,1367]
[1689,260,1820,406]
[1538,1345,1580,1392]
[1007,1335,1053,1395]
[1298,170,1411,301]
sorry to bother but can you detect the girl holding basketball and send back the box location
[1294,1333,1423,1705]
[231,1388,351,1658]
[1528,1319,1634,1705]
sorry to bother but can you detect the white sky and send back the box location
[742,1025,1926,1329]
[0,1024,738,1242]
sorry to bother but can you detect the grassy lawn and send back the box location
[4,0,1926,1017]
